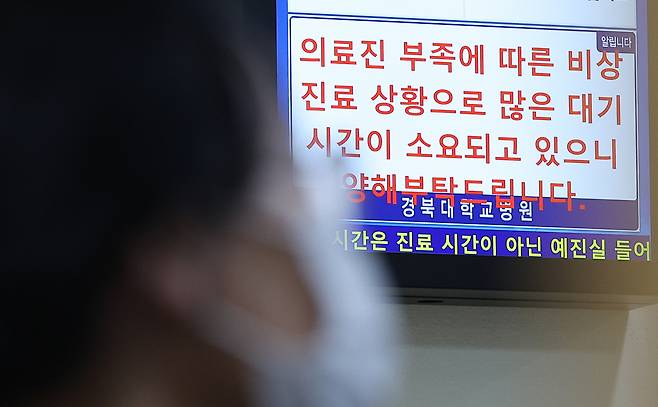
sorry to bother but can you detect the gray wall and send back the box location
[398,304,658,407]
[396,4,658,405]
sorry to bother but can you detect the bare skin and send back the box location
[27,218,317,407]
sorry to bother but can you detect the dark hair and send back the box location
[1,1,264,401]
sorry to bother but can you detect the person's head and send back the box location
[1,2,396,406]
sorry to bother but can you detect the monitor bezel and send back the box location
[272,0,658,305]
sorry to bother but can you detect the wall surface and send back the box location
[398,304,658,407]
[398,3,657,406]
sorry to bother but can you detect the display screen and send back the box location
[277,0,651,262]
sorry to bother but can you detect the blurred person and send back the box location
[0,1,397,406]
